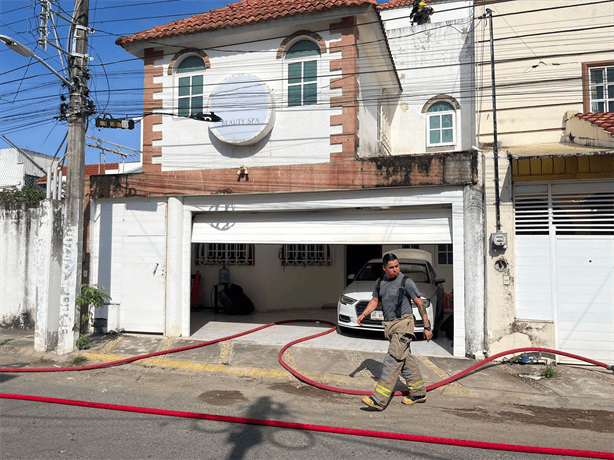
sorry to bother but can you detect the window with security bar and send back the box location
[195,243,254,265]
[279,244,332,266]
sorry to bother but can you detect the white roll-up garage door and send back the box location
[192,205,452,244]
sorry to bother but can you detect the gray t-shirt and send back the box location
[372,274,421,320]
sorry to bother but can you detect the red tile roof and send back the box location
[117,0,377,46]
[575,112,614,135]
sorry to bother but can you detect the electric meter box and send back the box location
[490,232,508,249]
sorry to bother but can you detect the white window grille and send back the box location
[195,243,254,265]
[279,244,332,266]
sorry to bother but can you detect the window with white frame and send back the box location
[279,244,332,266]
[177,56,206,117]
[427,101,456,147]
[588,65,614,112]
[195,243,254,266]
[437,244,453,265]
[286,40,320,107]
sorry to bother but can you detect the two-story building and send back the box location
[85,0,482,358]
[475,0,613,363]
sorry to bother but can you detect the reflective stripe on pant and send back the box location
[371,340,426,406]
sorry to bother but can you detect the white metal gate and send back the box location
[94,200,167,333]
[119,235,166,333]
[515,180,614,363]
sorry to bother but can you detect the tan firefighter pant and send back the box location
[370,315,426,406]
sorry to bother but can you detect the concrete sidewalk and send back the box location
[1,321,613,412]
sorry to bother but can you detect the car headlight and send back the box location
[339,295,357,305]
[412,298,430,309]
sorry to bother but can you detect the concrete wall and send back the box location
[381,1,475,155]
[482,149,516,353]
[0,200,63,338]
[474,0,614,148]
[565,114,614,149]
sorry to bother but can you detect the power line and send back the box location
[1,1,610,136]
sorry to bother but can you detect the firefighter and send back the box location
[358,253,432,411]
[411,1,434,25]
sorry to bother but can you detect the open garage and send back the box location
[89,186,471,357]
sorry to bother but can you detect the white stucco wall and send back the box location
[474,0,614,147]
[145,16,349,171]
[191,244,345,312]
[356,15,400,158]
[380,2,475,155]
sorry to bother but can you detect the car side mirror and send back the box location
[347,274,355,281]
[435,277,446,285]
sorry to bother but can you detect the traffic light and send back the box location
[95,115,134,129]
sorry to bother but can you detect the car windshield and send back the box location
[355,262,431,283]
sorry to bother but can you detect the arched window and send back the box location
[177,56,206,117]
[286,40,320,107]
[427,101,455,146]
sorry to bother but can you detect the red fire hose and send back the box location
[1,320,612,459]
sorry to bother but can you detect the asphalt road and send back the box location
[1,359,611,460]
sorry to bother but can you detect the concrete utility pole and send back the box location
[57,0,90,354]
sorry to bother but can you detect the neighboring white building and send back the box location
[474,0,613,364]
[0,148,56,191]
[379,0,475,155]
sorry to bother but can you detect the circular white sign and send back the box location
[208,75,275,145]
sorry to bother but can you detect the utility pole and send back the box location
[57,0,90,354]
[486,8,501,233]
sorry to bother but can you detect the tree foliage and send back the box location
[0,185,46,203]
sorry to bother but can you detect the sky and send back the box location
[0,0,234,165]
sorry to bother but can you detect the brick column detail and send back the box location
[143,48,163,173]
[329,16,359,162]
